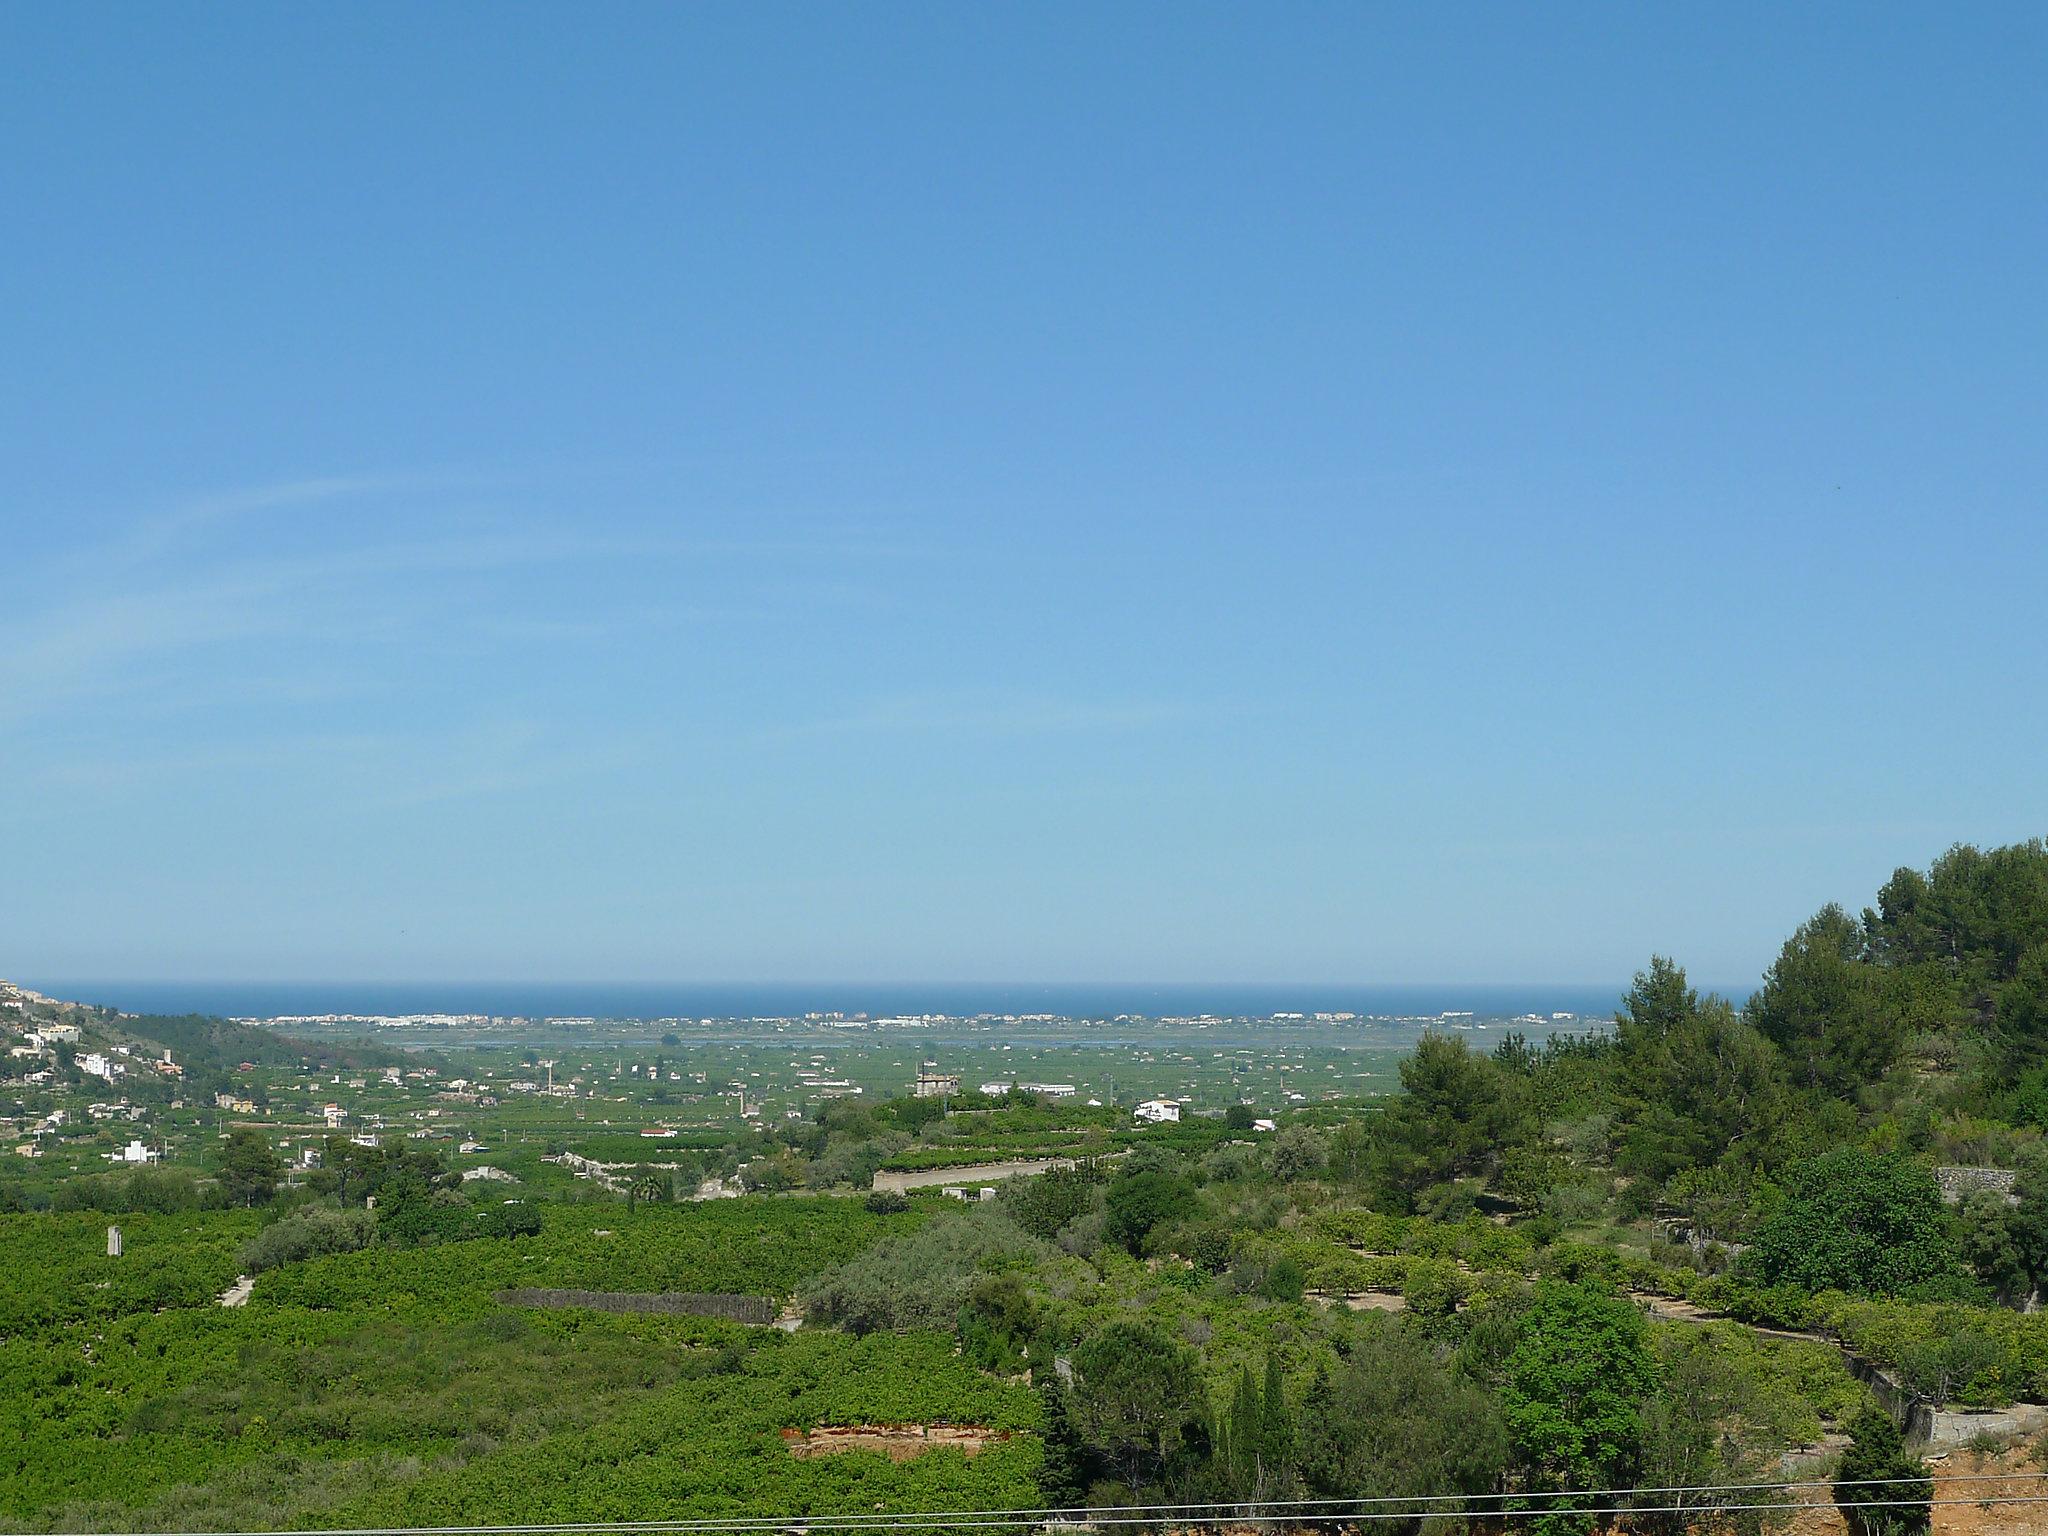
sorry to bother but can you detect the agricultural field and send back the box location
[0,1200,1037,1534]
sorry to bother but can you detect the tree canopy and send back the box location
[1744,1149,1963,1297]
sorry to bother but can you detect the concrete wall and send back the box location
[871,1156,1078,1194]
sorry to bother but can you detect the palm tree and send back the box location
[628,1169,667,1210]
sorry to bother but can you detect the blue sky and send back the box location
[2,5,2043,989]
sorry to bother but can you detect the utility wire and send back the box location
[64,1472,2048,1536]
[69,1508,2048,1536]
[133,1465,2044,1533]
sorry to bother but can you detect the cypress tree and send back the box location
[1038,1379,1089,1507]
[1833,1408,1931,1536]
[1260,1352,1294,1489]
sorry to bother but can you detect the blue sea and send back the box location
[29,979,1664,1022]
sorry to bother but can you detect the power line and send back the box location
[152,1466,2045,1533]
[67,1508,2048,1536]
[917,1498,2048,1529]
[63,1473,2048,1536]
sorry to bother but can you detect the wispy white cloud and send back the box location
[93,474,443,570]
[0,472,899,726]
[756,691,1224,745]
[0,478,976,885]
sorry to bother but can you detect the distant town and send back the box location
[3,976,1590,1199]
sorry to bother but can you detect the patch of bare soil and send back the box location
[1135,1447,2046,1536]
[1781,1446,2044,1536]
[1306,1290,1408,1312]
[780,1424,1010,1461]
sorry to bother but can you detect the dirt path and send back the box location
[1630,1290,1831,1343]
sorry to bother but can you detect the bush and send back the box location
[958,1271,1039,1371]
[1175,1220,1236,1275]
[1270,1127,1324,1181]
[1261,1253,1306,1303]
[1057,1207,1107,1259]
[478,1203,544,1239]
[50,1167,208,1215]
[376,1184,481,1247]
[1202,1142,1263,1183]
[1403,1264,1467,1330]
[240,1206,377,1273]
[1003,1164,1103,1239]
[1834,1407,1930,1536]
[803,1207,1044,1334]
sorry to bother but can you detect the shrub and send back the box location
[1003,1164,1103,1239]
[1175,1220,1236,1275]
[802,1207,1043,1334]
[1270,1127,1325,1182]
[240,1206,376,1273]
[478,1203,543,1239]
[51,1167,207,1215]
[1833,1407,1930,1536]
[1261,1253,1306,1303]
[376,1184,480,1248]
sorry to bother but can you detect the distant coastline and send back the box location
[23,978,1725,1023]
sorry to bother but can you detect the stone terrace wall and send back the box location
[1935,1166,2018,1205]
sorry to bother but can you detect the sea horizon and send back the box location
[19,977,1746,1023]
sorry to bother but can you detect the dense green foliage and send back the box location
[239,1205,376,1272]
[121,1012,402,1077]
[1833,1408,1931,1536]
[1295,1320,1506,1528]
[802,1204,1043,1334]
[10,840,2048,1532]
[0,1202,1029,1533]
[260,1198,924,1314]
[1069,1320,1202,1489]
[0,1211,259,1332]
[1743,1150,1965,1297]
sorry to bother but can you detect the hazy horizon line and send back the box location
[20,975,1757,1013]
